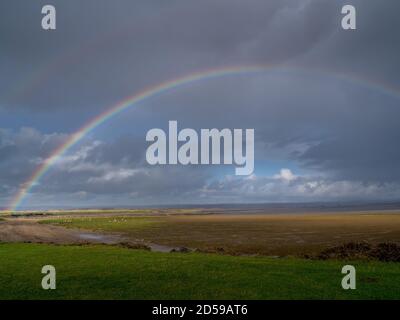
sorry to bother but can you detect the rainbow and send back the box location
[8,64,400,211]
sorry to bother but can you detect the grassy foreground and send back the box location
[0,243,399,300]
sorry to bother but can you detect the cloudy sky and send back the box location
[1,0,400,209]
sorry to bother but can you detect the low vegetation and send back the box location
[315,242,400,262]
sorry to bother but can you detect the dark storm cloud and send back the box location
[2,0,399,113]
[300,0,400,83]
[0,0,341,112]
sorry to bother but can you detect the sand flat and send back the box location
[3,211,400,256]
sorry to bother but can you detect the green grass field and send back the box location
[0,243,399,300]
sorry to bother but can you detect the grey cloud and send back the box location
[0,0,349,112]
[0,127,67,202]
[203,171,400,203]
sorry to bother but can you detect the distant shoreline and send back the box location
[4,201,400,215]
